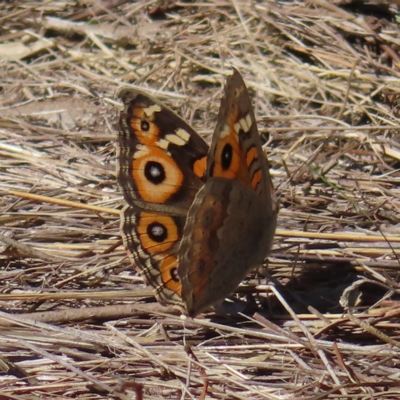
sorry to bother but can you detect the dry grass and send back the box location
[1,0,400,398]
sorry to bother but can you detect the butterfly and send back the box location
[117,69,278,317]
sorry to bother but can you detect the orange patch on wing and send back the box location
[212,129,240,179]
[133,147,183,203]
[159,256,182,295]
[137,212,178,254]
[130,108,160,146]
[251,169,262,189]
[246,147,258,167]
[193,156,206,179]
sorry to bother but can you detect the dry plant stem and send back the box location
[6,189,400,242]
[347,312,400,349]
[7,189,120,216]
[0,303,180,327]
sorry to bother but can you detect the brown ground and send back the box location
[1,1,400,399]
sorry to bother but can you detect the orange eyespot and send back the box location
[132,147,184,203]
[137,213,179,254]
[212,132,240,179]
[159,256,182,295]
[130,108,160,146]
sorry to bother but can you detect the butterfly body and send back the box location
[117,69,278,317]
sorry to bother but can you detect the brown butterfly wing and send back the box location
[117,89,209,308]
[178,69,278,317]
[118,89,208,211]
